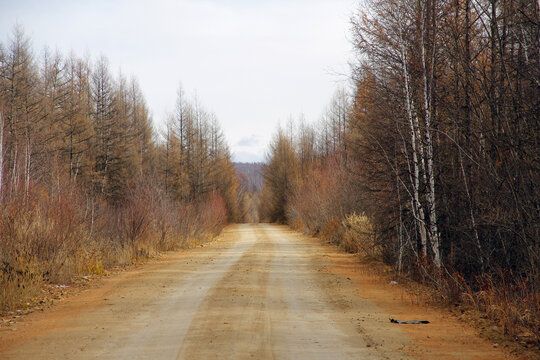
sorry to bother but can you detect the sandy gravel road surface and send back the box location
[0,224,510,359]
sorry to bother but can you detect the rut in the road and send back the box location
[178,225,274,359]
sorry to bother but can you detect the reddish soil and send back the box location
[317,239,535,359]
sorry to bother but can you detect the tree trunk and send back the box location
[398,24,428,259]
[421,0,441,267]
[0,109,3,201]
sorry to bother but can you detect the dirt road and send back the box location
[0,224,510,359]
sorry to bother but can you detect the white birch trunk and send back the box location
[398,25,428,258]
[421,0,441,268]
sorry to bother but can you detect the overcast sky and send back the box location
[0,0,356,162]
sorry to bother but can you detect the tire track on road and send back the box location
[177,224,275,359]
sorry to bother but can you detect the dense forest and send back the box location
[0,26,246,310]
[260,0,538,343]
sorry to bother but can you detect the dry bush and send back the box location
[191,194,228,241]
[341,213,377,256]
[153,196,179,251]
[120,185,156,261]
[286,158,372,255]
[323,217,342,244]
[0,178,230,312]
[0,256,42,311]
[465,276,540,346]
[419,270,539,349]
[0,181,88,309]
[287,157,358,237]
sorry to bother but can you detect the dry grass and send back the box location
[365,259,540,357]
[341,213,378,256]
[350,254,540,358]
[0,183,227,313]
[457,275,540,349]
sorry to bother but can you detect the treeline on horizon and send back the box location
[0,26,250,310]
[260,0,538,344]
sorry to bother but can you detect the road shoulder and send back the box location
[302,232,519,360]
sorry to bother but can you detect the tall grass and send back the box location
[456,274,540,346]
[0,180,227,312]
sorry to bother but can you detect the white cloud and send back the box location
[237,135,263,148]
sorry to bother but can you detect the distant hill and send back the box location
[234,162,264,192]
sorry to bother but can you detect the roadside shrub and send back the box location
[323,217,342,244]
[286,157,372,255]
[196,194,228,238]
[287,157,358,236]
[0,179,230,312]
[341,213,377,256]
[464,275,540,345]
[120,185,156,261]
[0,185,78,309]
